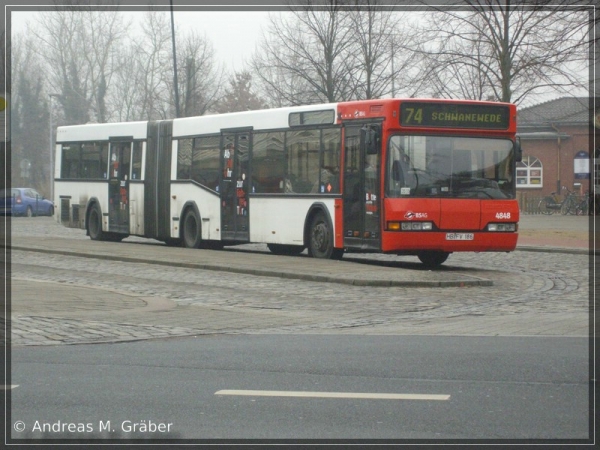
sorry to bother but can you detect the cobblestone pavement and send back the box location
[3,216,593,346]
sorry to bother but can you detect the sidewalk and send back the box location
[5,214,592,346]
[516,214,593,253]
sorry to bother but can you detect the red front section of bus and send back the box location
[381,198,519,253]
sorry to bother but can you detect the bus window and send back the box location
[319,128,341,194]
[386,135,514,199]
[286,129,320,193]
[191,136,220,189]
[131,142,142,180]
[100,142,109,179]
[61,144,80,179]
[252,131,285,193]
[177,139,192,179]
[81,142,103,179]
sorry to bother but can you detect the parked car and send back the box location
[0,188,54,217]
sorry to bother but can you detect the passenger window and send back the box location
[252,131,284,193]
[191,136,220,189]
[286,129,320,193]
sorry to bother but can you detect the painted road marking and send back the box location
[1,385,19,390]
[215,390,450,400]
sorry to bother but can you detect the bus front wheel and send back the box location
[182,209,202,248]
[418,251,449,268]
[308,211,343,260]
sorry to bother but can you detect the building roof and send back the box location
[517,97,590,126]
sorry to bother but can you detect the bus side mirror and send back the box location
[515,138,522,162]
[363,126,380,155]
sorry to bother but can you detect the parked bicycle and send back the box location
[560,188,580,215]
[575,191,591,216]
[537,187,579,215]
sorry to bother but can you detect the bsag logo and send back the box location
[404,211,428,219]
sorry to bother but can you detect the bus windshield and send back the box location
[386,135,514,199]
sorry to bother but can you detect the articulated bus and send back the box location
[54,98,521,267]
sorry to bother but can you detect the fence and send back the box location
[518,192,546,214]
[517,191,591,215]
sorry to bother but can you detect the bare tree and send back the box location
[78,7,127,122]
[251,28,315,107]
[411,1,591,105]
[116,12,224,120]
[251,3,421,105]
[29,8,89,124]
[215,71,267,113]
[130,11,173,120]
[111,46,142,121]
[10,33,50,193]
[171,30,225,117]
[251,5,355,105]
[347,3,416,99]
[28,3,126,124]
[417,19,495,100]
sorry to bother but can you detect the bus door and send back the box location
[108,140,132,234]
[342,124,381,251]
[220,131,251,242]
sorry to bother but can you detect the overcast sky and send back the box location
[159,10,273,71]
[9,7,590,105]
[11,9,274,72]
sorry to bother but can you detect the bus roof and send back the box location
[56,121,148,142]
[55,98,516,142]
[173,103,339,137]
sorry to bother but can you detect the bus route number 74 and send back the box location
[404,107,423,125]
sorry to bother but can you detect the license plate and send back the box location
[446,233,474,241]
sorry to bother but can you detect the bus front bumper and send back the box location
[381,231,518,254]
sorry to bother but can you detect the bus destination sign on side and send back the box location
[400,102,510,129]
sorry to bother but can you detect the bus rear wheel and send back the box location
[308,211,343,260]
[182,209,202,248]
[88,204,106,241]
[418,251,449,268]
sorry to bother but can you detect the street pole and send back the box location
[48,94,60,205]
[170,0,180,118]
[391,39,395,98]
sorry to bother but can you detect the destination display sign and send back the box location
[400,102,510,129]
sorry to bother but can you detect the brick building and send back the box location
[516,97,592,202]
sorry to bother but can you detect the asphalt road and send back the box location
[9,335,590,441]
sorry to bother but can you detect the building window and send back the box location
[516,155,543,188]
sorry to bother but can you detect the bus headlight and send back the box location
[487,223,517,232]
